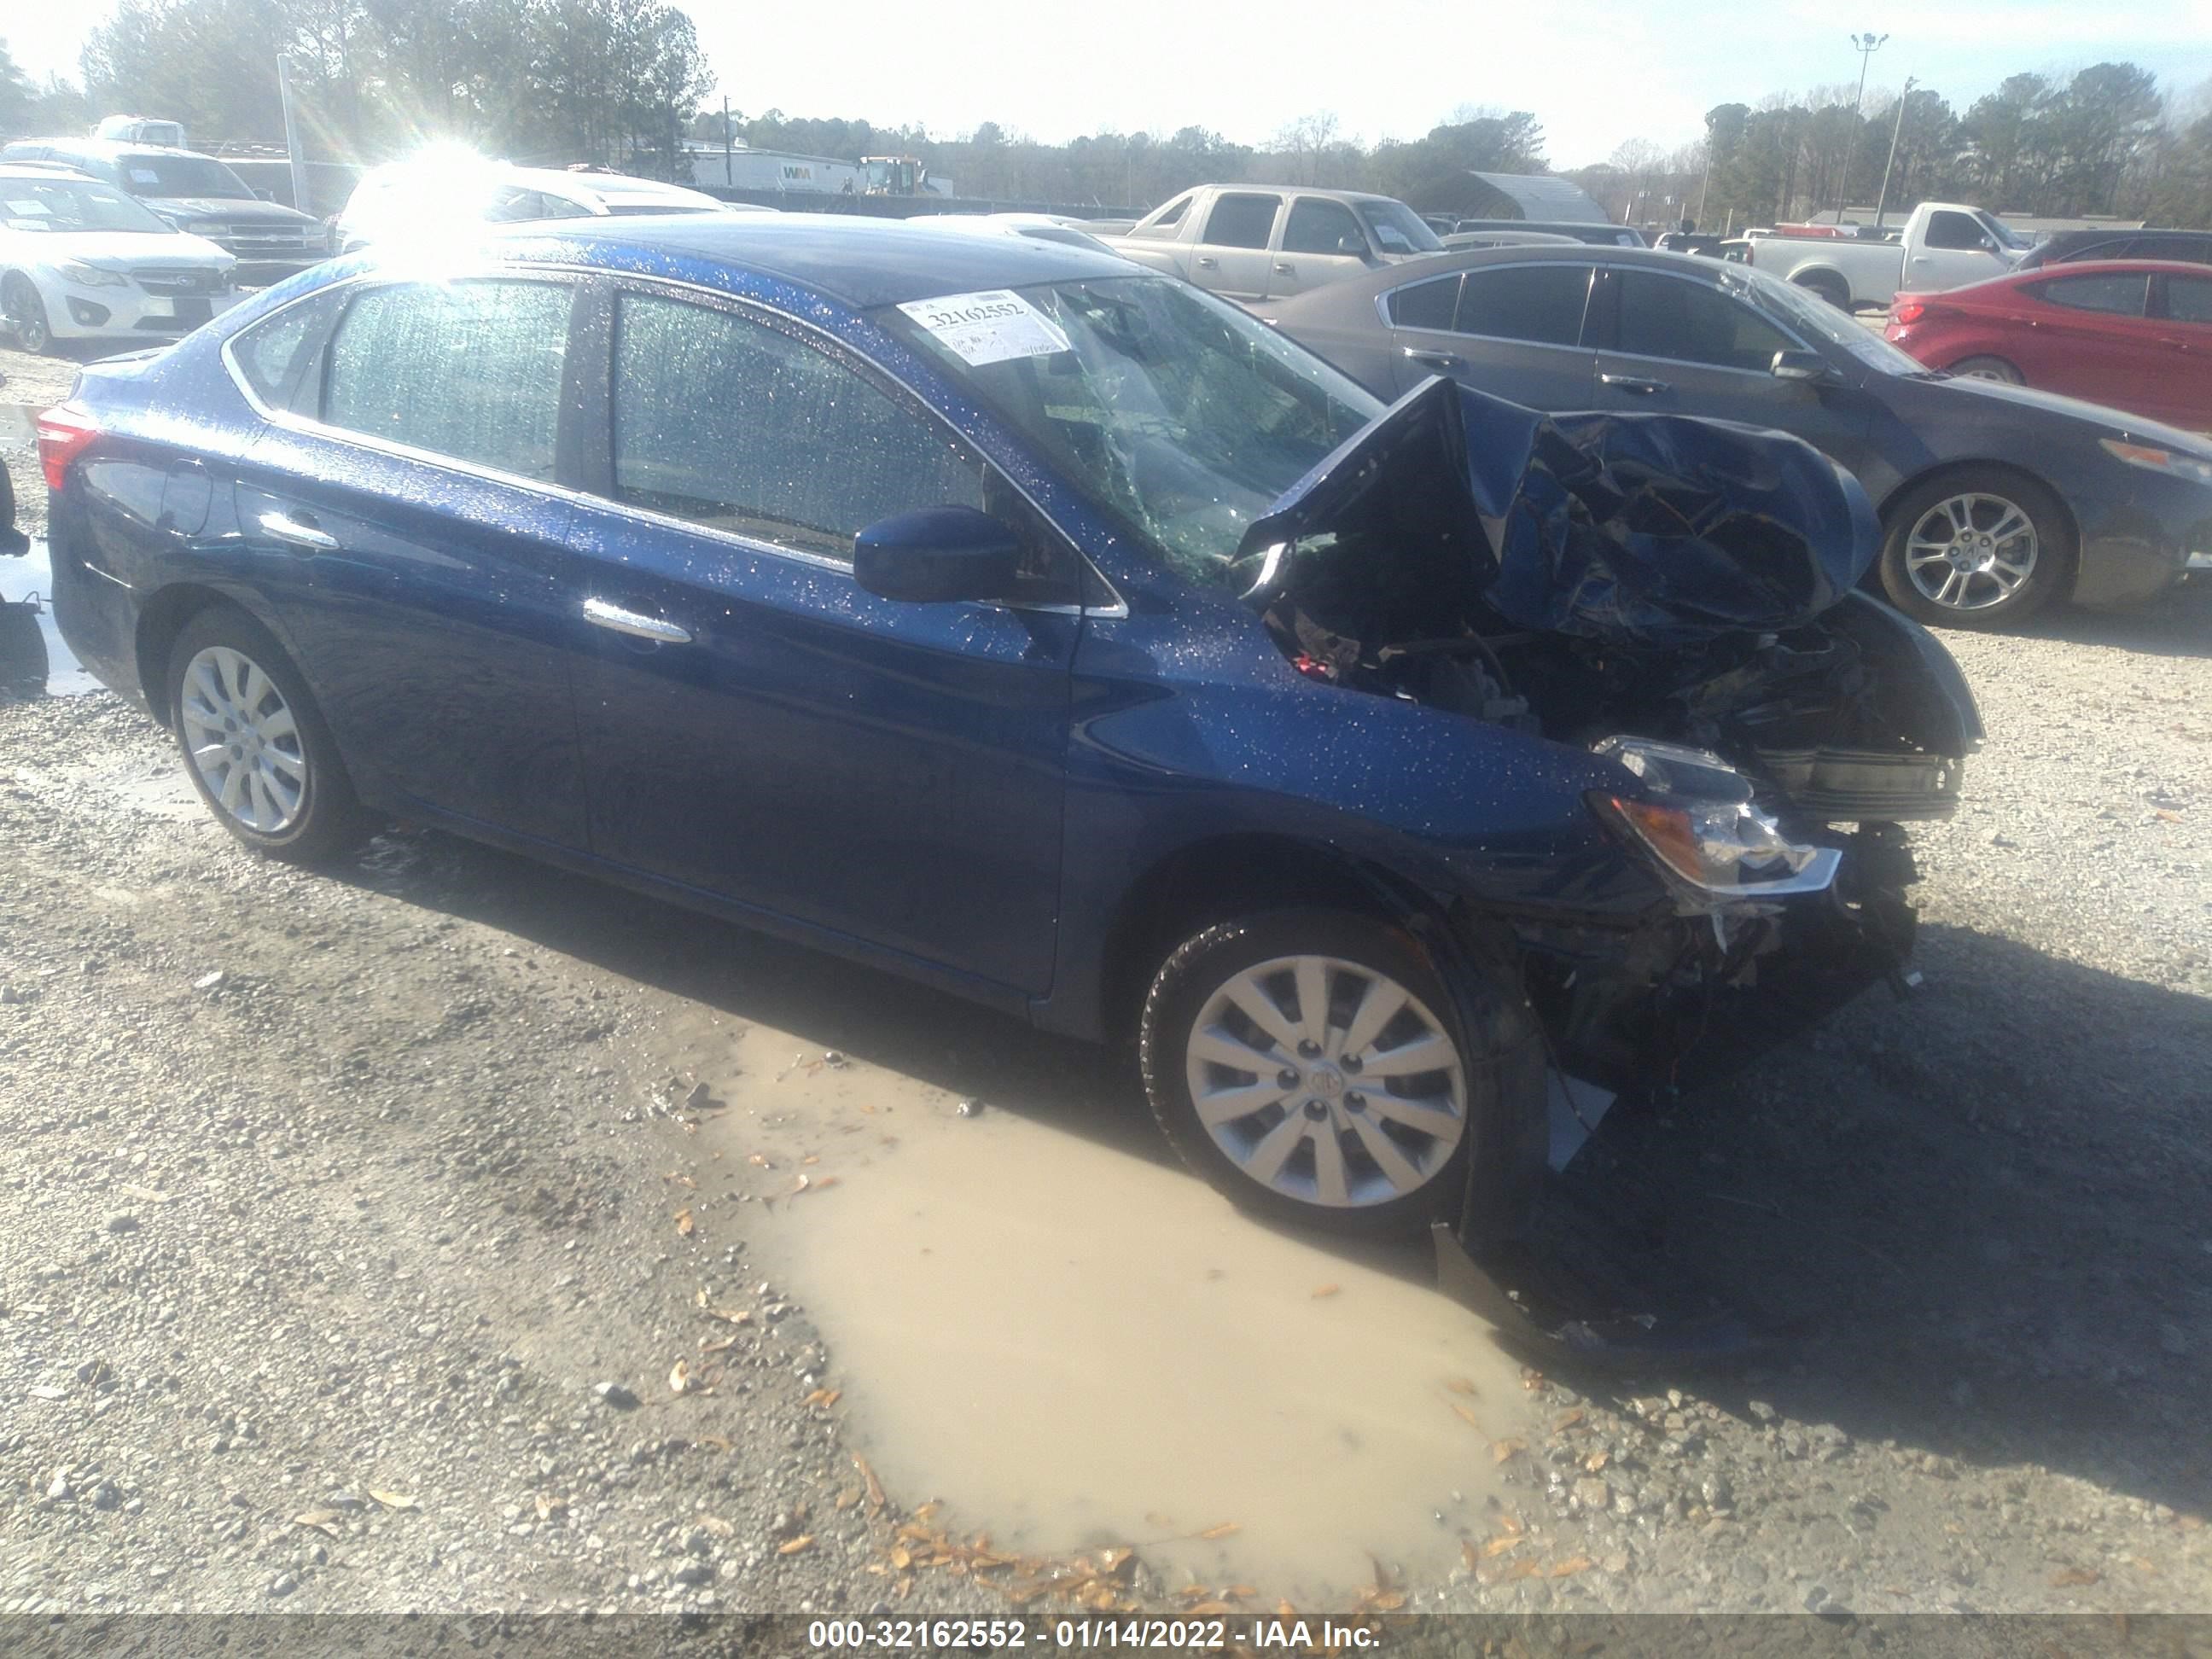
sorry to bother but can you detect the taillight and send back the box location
[1890,300,1925,326]
[34,402,100,491]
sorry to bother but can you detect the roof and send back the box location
[504,212,1141,309]
[20,137,213,161]
[1461,172,1613,224]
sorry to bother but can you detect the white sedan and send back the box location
[0,165,239,355]
[335,157,776,253]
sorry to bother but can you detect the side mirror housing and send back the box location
[1771,349,1829,382]
[853,506,1021,603]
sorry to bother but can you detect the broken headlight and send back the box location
[1590,736,1840,899]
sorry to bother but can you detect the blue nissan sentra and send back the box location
[35,216,1980,1292]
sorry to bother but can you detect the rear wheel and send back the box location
[166,607,370,862]
[1877,471,2070,627]
[2,274,54,356]
[1948,355,2023,384]
[1139,909,1486,1237]
[1796,272,1852,311]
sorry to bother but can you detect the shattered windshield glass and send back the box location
[879,276,1378,583]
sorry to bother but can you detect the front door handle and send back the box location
[1401,346,1466,373]
[1600,373,1671,395]
[583,597,691,644]
[256,509,337,551]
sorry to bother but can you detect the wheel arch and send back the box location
[1094,832,1456,1044]
[1875,457,2082,593]
[134,584,313,725]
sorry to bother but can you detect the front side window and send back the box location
[882,275,1376,585]
[2034,272,2147,317]
[1201,193,1281,250]
[1613,271,1791,372]
[1388,274,1461,329]
[322,280,573,477]
[611,291,983,562]
[1924,211,1988,252]
[1453,265,1592,346]
[1282,197,1365,257]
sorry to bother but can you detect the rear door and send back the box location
[1386,260,1598,406]
[2019,271,2159,410]
[1190,192,1282,301]
[1586,265,1874,470]
[562,282,1078,993]
[1268,196,1371,299]
[2151,271,2212,428]
[231,275,596,847]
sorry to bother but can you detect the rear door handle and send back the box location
[1196,256,1219,270]
[1599,373,1671,395]
[1401,346,1466,373]
[256,509,338,550]
[583,597,691,644]
[1274,261,1295,275]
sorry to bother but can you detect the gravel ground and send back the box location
[2,331,2209,1627]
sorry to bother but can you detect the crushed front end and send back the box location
[1237,376,1984,1359]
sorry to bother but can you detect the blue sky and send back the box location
[10,0,2212,166]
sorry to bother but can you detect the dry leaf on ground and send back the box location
[778,1534,816,1556]
[367,1488,417,1511]
[1452,1401,1482,1429]
[1310,1284,1340,1299]
[673,1208,695,1236]
[855,1452,888,1511]
[293,1510,341,1536]
[1444,1376,1477,1395]
[1196,1522,1241,1540]
[1490,1437,1527,1464]
[2050,1567,2100,1587]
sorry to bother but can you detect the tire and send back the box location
[1796,273,1851,311]
[1948,355,2023,384]
[1138,908,1488,1237]
[1877,470,2072,628]
[3,274,55,356]
[166,606,370,862]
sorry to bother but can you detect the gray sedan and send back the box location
[1260,247,2212,627]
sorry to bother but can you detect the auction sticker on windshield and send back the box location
[898,289,1070,366]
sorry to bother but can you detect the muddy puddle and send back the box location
[660,1009,1531,1604]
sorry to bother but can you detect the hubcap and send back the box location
[179,646,306,834]
[1905,492,2039,612]
[1184,954,1465,1208]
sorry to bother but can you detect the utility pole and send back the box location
[275,55,307,216]
[1836,31,1888,221]
[1874,75,1916,228]
[1696,140,1715,229]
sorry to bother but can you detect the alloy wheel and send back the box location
[1182,953,1465,1209]
[178,645,308,834]
[1904,492,2039,612]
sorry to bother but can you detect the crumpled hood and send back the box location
[1239,377,1879,649]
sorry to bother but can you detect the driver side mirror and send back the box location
[1336,233,1371,259]
[1771,349,1829,383]
[853,506,1021,603]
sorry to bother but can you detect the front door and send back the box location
[1586,266,1875,476]
[1388,260,1600,407]
[1909,208,2012,294]
[563,284,1077,994]
[2153,272,2212,429]
[232,275,594,847]
[1190,192,1283,302]
[1268,196,1372,299]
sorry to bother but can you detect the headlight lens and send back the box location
[1591,736,1839,899]
[2100,438,2212,489]
[55,259,130,288]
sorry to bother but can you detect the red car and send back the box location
[1886,260,2212,432]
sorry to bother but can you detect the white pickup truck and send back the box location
[1104,183,1446,304]
[1743,201,2030,311]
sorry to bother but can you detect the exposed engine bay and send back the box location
[1231,376,1980,832]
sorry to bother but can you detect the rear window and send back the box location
[1453,265,1592,346]
[1387,275,1461,329]
[2033,272,2148,317]
[1202,194,1280,250]
[322,280,573,478]
[2164,276,2212,324]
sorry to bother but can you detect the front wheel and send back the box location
[1948,355,2023,384]
[2,274,54,356]
[1139,910,1482,1237]
[166,606,370,862]
[1877,472,2071,627]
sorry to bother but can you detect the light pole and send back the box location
[1874,75,1917,228]
[1835,31,1888,222]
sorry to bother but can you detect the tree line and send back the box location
[3,8,2208,230]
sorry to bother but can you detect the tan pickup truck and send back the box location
[1103,184,1446,304]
